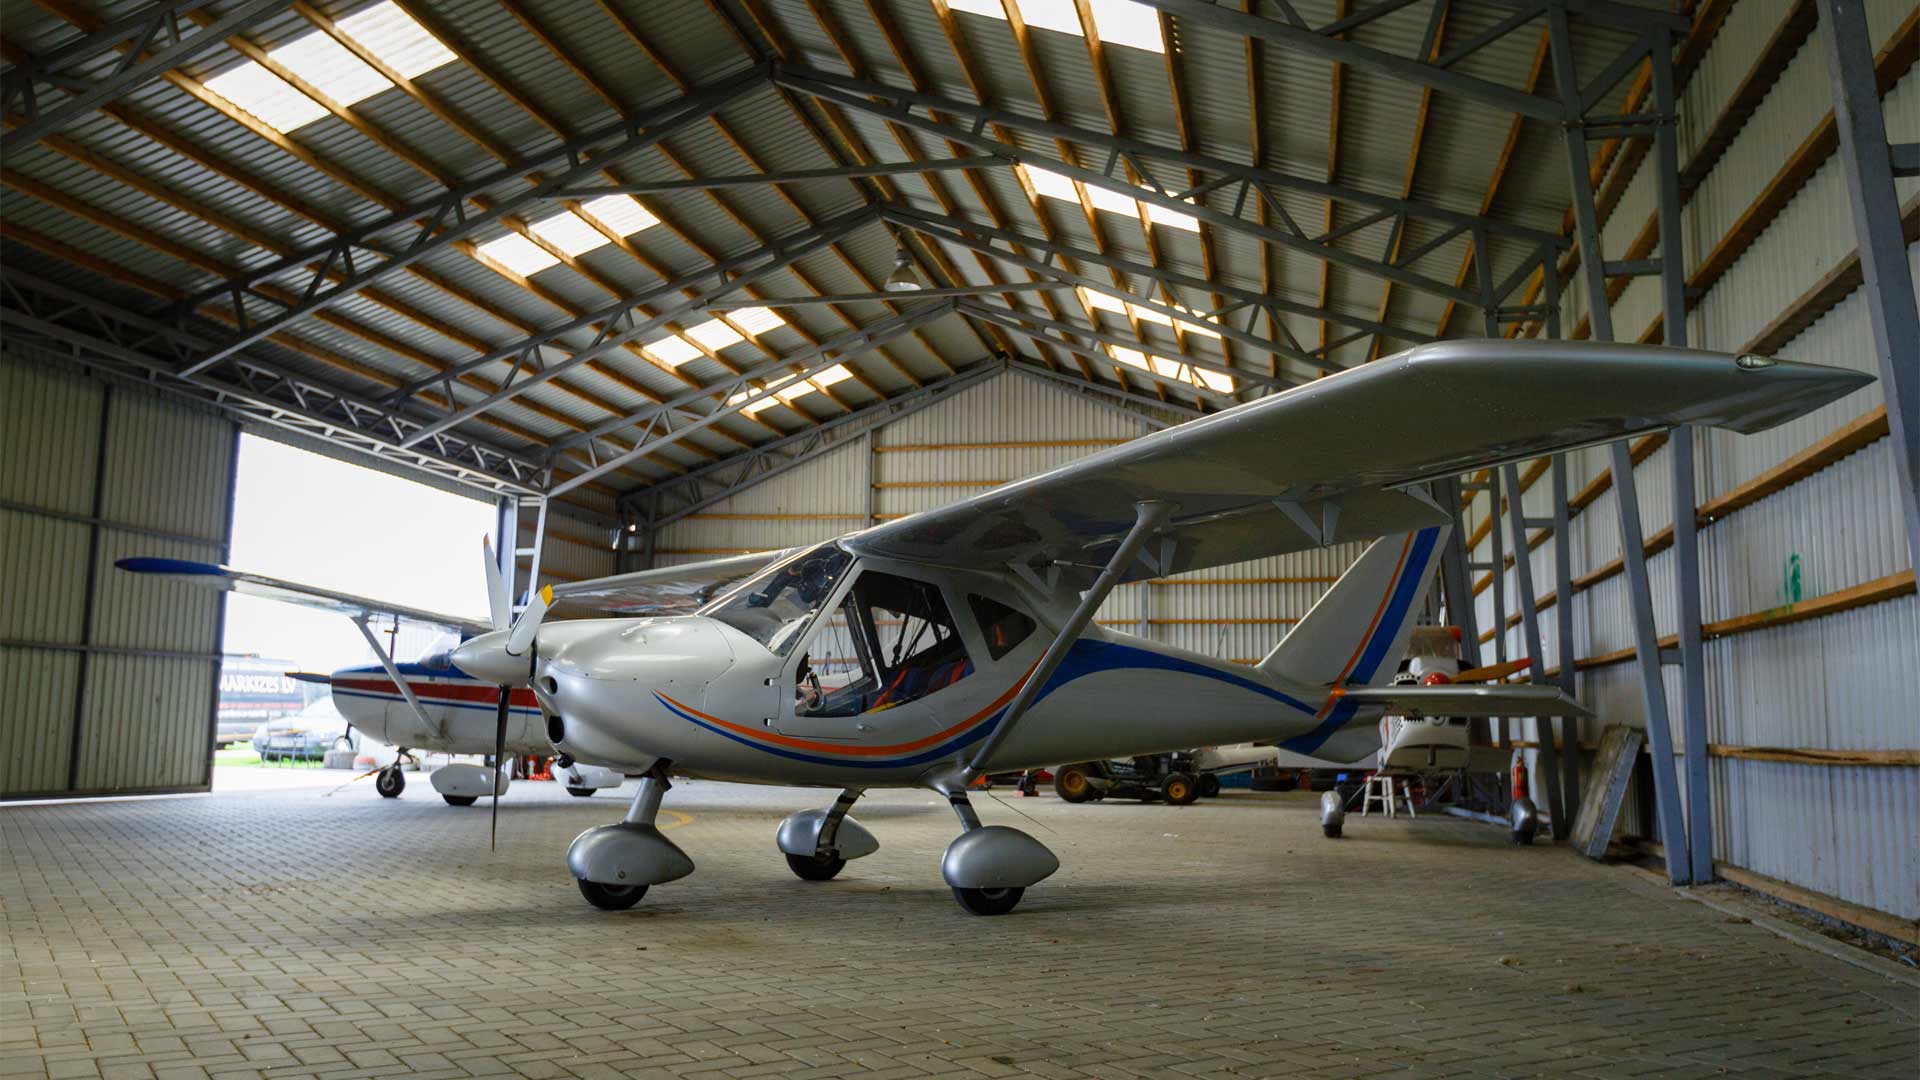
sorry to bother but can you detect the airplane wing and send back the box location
[1338,684,1593,718]
[546,548,796,616]
[844,340,1870,583]
[115,557,490,635]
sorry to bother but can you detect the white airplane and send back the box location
[119,546,626,810]
[123,340,1867,915]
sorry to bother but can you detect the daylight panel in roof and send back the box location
[202,62,328,132]
[336,1,459,79]
[270,30,392,107]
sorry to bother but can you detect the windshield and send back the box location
[700,542,853,656]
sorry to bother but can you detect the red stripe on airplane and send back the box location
[334,677,538,708]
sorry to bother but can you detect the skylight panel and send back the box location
[270,31,390,107]
[725,306,786,337]
[579,194,658,237]
[1108,345,1149,371]
[1150,355,1182,379]
[1089,0,1165,53]
[1193,367,1235,393]
[1081,182,1137,217]
[203,62,328,133]
[810,364,852,387]
[475,232,558,276]
[727,385,782,414]
[527,212,609,257]
[684,319,745,351]
[644,335,702,367]
[1127,303,1172,327]
[1146,202,1201,232]
[1079,288,1127,316]
[1022,164,1080,205]
[335,1,457,79]
[949,0,1163,53]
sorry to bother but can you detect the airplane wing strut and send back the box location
[348,614,446,741]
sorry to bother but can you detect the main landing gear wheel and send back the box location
[1053,764,1095,803]
[1162,772,1200,806]
[1198,773,1222,799]
[952,886,1024,916]
[784,852,847,881]
[577,879,648,910]
[442,795,477,807]
[375,766,405,799]
[565,786,597,797]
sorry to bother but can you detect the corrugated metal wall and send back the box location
[1468,0,1918,920]
[650,373,1365,664]
[2,354,238,798]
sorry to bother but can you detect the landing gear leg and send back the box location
[932,781,1058,916]
[567,762,693,911]
[777,788,877,882]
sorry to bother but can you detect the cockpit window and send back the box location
[700,542,853,656]
[794,569,972,718]
[417,632,461,671]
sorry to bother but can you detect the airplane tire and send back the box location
[784,852,846,881]
[566,786,597,797]
[1198,774,1222,799]
[1053,765,1095,803]
[577,879,648,910]
[1323,822,1343,839]
[375,767,405,799]
[442,795,477,807]
[1162,772,1200,806]
[952,886,1024,916]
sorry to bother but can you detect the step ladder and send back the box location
[1358,774,1415,819]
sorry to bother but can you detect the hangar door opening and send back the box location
[214,436,494,785]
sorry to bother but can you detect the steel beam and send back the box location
[0,0,293,154]
[0,270,548,498]
[1006,360,1203,427]
[1816,0,1920,561]
[1548,2,1691,884]
[883,202,1427,366]
[549,156,1004,195]
[704,282,1078,308]
[1132,0,1683,121]
[1503,463,1565,836]
[624,361,1006,528]
[545,302,961,497]
[958,300,1294,393]
[392,206,879,448]
[176,65,769,375]
[1550,455,1579,813]
[779,64,1554,309]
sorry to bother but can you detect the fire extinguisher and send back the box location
[1511,755,1529,802]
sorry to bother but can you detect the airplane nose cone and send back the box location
[450,629,528,685]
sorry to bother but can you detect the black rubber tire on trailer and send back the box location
[952,886,1024,916]
[566,786,597,797]
[1053,765,1096,803]
[577,879,648,910]
[442,795,477,807]
[1162,772,1200,806]
[1198,774,1222,799]
[375,767,405,798]
[784,852,847,881]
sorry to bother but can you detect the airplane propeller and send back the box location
[472,540,556,850]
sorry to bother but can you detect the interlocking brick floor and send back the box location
[3,773,1913,1079]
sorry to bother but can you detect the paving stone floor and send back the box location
[3,773,1914,1079]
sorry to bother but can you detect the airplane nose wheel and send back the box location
[375,765,405,798]
[952,886,1024,916]
[577,880,648,910]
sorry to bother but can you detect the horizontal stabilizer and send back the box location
[1338,684,1591,718]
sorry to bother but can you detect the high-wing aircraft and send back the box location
[124,340,1869,915]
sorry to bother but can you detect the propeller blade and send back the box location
[491,685,509,851]
[505,583,553,656]
[482,537,511,632]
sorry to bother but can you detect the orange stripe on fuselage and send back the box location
[659,661,1035,758]
[1310,532,1417,722]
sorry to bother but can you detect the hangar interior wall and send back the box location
[1,355,238,798]
[1464,0,1917,922]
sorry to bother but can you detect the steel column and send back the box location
[1502,463,1565,836]
[1551,456,1580,813]
[1816,0,1920,562]
[1548,2,1691,884]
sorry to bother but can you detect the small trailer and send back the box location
[1050,753,1216,806]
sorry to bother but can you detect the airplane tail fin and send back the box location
[1258,526,1449,688]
